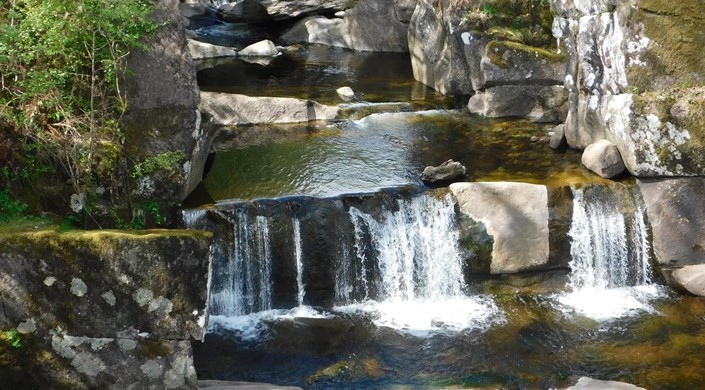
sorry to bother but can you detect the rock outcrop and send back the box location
[0,229,212,389]
[467,85,568,123]
[122,0,213,205]
[280,0,411,52]
[581,140,626,179]
[200,92,340,126]
[218,0,355,22]
[450,182,550,274]
[552,0,705,177]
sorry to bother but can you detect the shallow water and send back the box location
[193,289,705,389]
[202,111,588,202]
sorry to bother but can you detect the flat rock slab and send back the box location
[200,92,340,126]
[199,380,303,389]
[566,376,647,390]
[450,182,550,274]
[188,39,238,60]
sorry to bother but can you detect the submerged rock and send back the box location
[581,139,625,179]
[450,182,550,274]
[567,376,646,390]
[420,159,466,184]
[200,92,340,126]
[239,39,278,57]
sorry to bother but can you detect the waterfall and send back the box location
[345,194,467,302]
[182,208,207,229]
[293,217,305,306]
[558,185,662,320]
[210,211,273,316]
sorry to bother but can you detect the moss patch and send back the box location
[486,40,566,69]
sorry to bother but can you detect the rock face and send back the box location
[188,39,238,59]
[200,92,340,126]
[280,0,411,52]
[638,178,705,267]
[581,140,626,178]
[450,182,550,274]
[421,160,466,184]
[0,229,212,389]
[122,0,212,204]
[552,0,705,177]
[217,0,271,23]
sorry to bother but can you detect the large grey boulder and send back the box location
[219,0,355,22]
[280,0,411,52]
[421,160,466,184]
[567,377,646,390]
[188,39,238,59]
[480,41,566,88]
[467,85,568,123]
[581,139,625,178]
[122,0,211,204]
[408,0,476,95]
[200,92,340,126]
[638,178,705,267]
[450,182,550,274]
[217,0,271,23]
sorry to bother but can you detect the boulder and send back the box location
[217,0,270,23]
[467,85,568,123]
[421,160,466,184]
[336,86,355,101]
[121,0,211,205]
[637,178,705,267]
[566,377,646,390]
[550,124,567,149]
[200,92,340,126]
[407,0,476,95]
[581,139,625,178]
[450,182,550,274]
[280,0,411,52]
[179,0,212,18]
[480,40,566,88]
[662,265,705,297]
[187,39,238,59]
[239,39,278,56]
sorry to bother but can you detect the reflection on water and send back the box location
[202,111,587,202]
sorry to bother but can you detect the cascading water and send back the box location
[337,194,503,335]
[292,217,305,306]
[557,185,664,320]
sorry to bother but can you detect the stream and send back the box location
[184,22,705,390]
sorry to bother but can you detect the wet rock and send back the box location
[662,265,705,297]
[550,124,567,149]
[217,0,271,23]
[638,178,705,267]
[179,0,212,18]
[420,160,466,184]
[280,0,410,52]
[581,139,625,179]
[566,376,646,390]
[336,86,355,101]
[239,39,278,57]
[200,92,340,126]
[450,182,550,274]
[467,85,568,123]
[199,380,303,389]
[188,39,238,60]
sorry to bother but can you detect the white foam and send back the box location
[208,306,330,341]
[554,285,667,322]
[335,297,505,337]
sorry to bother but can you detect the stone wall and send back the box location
[0,229,212,389]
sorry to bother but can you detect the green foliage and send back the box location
[460,0,554,48]
[3,329,22,349]
[0,167,28,222]
[0,0,158,222]
[130,151,186,179]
